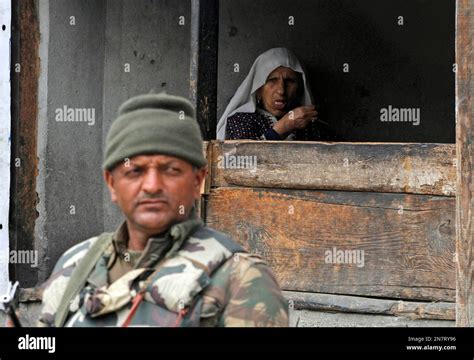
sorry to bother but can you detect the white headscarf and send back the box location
[216,47,314,140]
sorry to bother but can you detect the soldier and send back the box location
[37,93,289,327]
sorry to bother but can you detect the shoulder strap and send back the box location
[55,232,113,327]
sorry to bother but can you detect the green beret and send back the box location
[103,93,206,171]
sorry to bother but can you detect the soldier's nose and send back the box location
[142,169,164,194]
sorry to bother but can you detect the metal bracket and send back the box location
[0,281,22,327]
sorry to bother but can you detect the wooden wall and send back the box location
[204,141,457,303]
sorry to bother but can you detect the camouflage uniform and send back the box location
[37,215,288,327]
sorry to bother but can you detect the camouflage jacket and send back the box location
[37,217,289,327]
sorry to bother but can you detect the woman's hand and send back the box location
[273,105,318,136]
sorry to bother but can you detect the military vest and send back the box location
[58,225,244,327]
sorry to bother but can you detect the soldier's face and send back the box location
[104,155,207,237]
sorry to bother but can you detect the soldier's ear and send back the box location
[104,170,118,203]
[193,166,208,200]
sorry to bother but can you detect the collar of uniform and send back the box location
[109,207,204,269]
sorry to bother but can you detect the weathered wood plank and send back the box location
[455,0,474,327]
[211,141,456,196]
[9,0,41,287]
[206,187,456,301]
[291,309,454,328]
[284,291,455,320]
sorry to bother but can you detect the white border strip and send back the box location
[0,0,11,294]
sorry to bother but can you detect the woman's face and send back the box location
[257,66,302,118]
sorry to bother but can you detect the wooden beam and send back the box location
[9,0,40,288]
[207,187,456,301]
[189,0,219,140]
[284,291,455,321]
[290,309,454,327]
[455,0,474,327]
[211,141,456,196]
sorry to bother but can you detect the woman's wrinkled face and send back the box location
[257,66,302,118]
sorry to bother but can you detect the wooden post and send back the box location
[455,0,474,327]
[189,0,219,140]
[9,0,40,288]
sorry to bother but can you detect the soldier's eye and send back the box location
[125,168,142,176]
[165,166,182,175]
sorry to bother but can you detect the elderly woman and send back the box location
[217,47,333,141]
